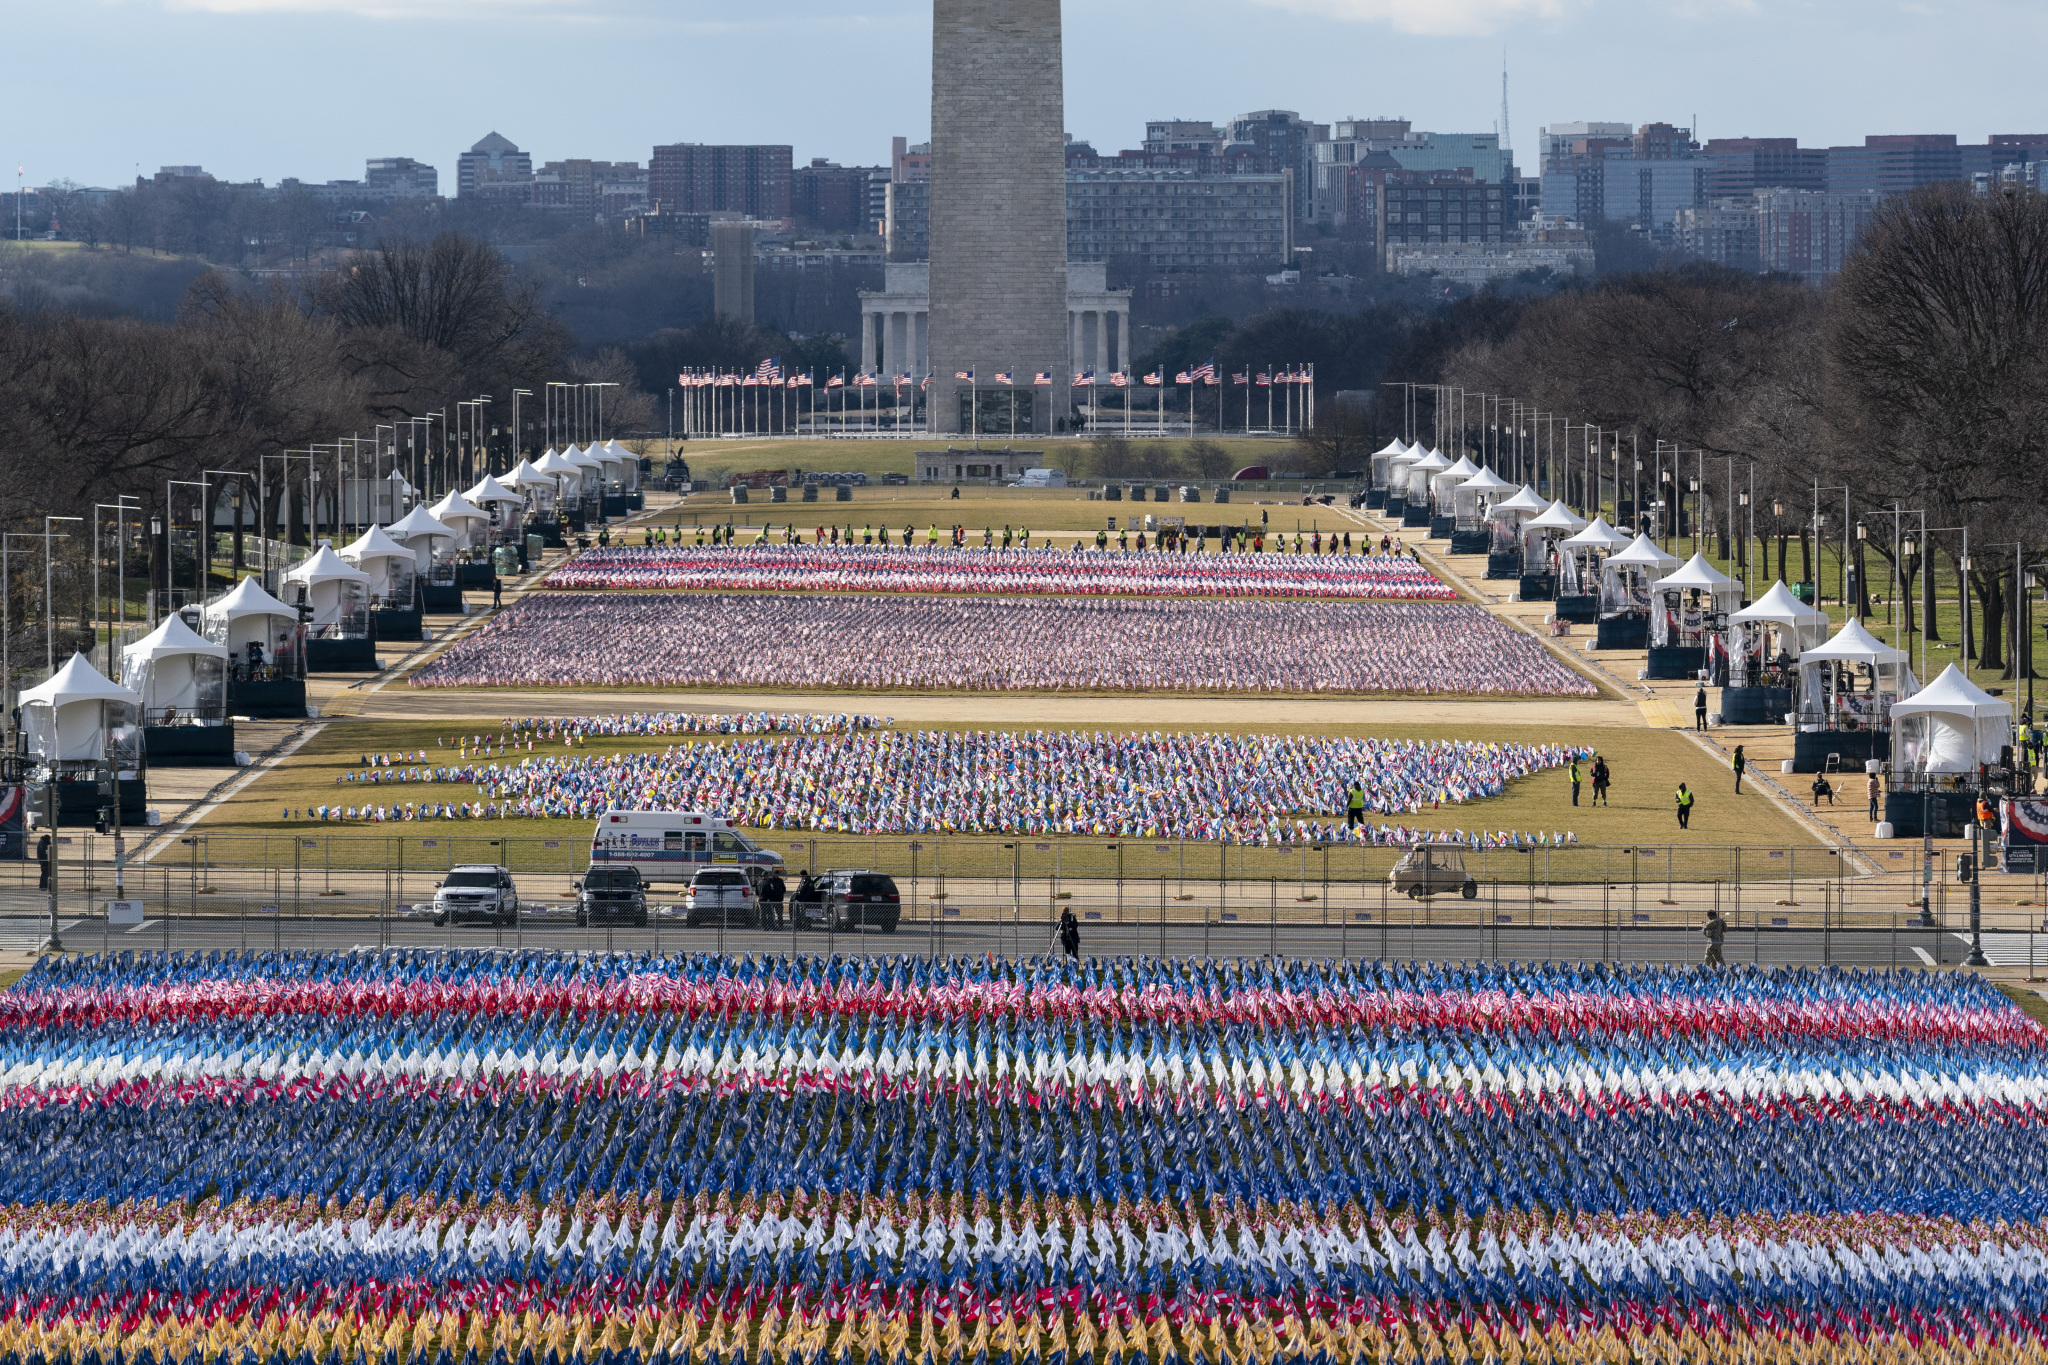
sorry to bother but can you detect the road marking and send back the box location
[135,723,328,865]
[1910,946,1936,965]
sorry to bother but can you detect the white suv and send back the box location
[433,865,520,927]
[685,869,756,928]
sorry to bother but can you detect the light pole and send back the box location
[511,390,533,467]
[43,516,82,672]
[94,497,141,678]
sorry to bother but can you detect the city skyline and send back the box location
[14,1,2047,190]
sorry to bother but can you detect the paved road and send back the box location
[7,912,2025,969]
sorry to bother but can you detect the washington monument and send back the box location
[927,0,1070,436]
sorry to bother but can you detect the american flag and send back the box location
[1232,370,1249,386]
[1142,369,1163,386]
[955,369,975,382]
[1189,360,1217,384]
[755,357,782,381]
[894,373,912,386]
[993,371,1014,385]
[825,373,845,389]
[1255,371,1272,386]
[921,374,934,389]
[717,374,738,388]
[1072,371,1096,387]
[1033,371,1054,386]
[1174,370,1193,385]
[1109,371,1130,388]
[854,372,878,387]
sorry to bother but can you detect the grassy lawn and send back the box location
[632,484,1365,543]
[0,969,25,991]
[190,716,1825,885]
[1995,983,2048,1025]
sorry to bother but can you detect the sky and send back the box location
[15,1,2048,190]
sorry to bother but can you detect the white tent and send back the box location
[1520,499,1589,567]
[1733,581,1831,650]
[1650,553,1744,650]
[1429,454,1480,514]
[202,577,305,676]
[532,448,584,498]
[1369,438,1411,495]
[1599,534,1682,618]
[388,505,458,567]
[20,652,143,765]
[1793,619,1917,731]
[564,445,610,497]
[1452,467,1517,528]
[121,615,229,725]
[338,524,417,603]
[600,439,641,490]
[1384,448,1425,504]
[1403,448,1451,503]
[428,492,492,550]
[506,458,560,514]
[1891,664,2014,776]
[1556,515,1632,595]
[283,546,373,633]
[1801,618,1911,667]
[465,474,526,508]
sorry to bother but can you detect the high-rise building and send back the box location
[793,159,877,232]
[648,144,793,220]
[1066,168,1289,271]
[1143,121,1227,155]
[1756,189,1882,281]
[457,133,532,198]
[928,0,1069,436]
[1673,197,1761,271]
[1376,171,1508,267]
[712,222,756,323]
[1230,110,1323,222]
[1700,138,1825,197]
[363,157,438,199]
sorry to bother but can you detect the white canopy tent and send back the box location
[465,474,526,509]
[427,492,491,550]
[338,524,417,604]
[1555,515,1631,595]
[1519,499,1589,568]
[1384,448,1425,506]
[1650,553,1743,649]
[1403,449,1451,504]
[283,546,373,635]
[202,577,306,679]
[564,445,610,499]
[600,439,641,491]
[532,449,584,499]
[388,505,458,568]
[1731,581,1832,682]
[1429,455,1480,516]
[120,616,229,725]
[1452,467,1518,530]
[20,653,143,769]
[507,458,561,514]
[1370,438,1410,493]
[1890,664,2013,778]
[1797,619,1918,733]
[1485,485,1549,557]
[1599,535,1682,617]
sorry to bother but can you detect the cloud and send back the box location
[165,0,590,13]
[1249,0,1574,37]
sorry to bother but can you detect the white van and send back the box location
[1015,468,1067,488]
[589,809,786,884]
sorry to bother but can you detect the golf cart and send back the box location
[1389,842,1479,900]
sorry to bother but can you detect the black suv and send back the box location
[574,865,649,927]
[806,870,902,932]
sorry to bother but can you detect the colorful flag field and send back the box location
[321,729,1580,848]
[410,596,1597,698]
[541,548,1455,603]
[1,951,2045,1365]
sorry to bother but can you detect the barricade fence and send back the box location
[20,891,2048,972]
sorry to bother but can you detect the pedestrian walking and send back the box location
[1867,770,1882,822]
[1732,745,1746,795]
[35,832,51,891]
[1344,782,1365,828]
[1694,686,1709,732]
[1590,756,1611,806]
[492,579,503,610]
[759,869,786,930]
[1057,907,1080,959]
[1702,908,1727,966]
[1569,755,1582,807]
[1675,782,1695,830]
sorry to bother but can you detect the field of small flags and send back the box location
[1,950,2045,1365]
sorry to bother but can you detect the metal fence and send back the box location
[4,832,2044,969]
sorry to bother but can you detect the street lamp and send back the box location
[93,497,142,679]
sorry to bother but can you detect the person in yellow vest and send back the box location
[1675,782,1696,829]
[1569,756,1583,807]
